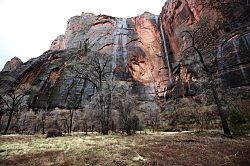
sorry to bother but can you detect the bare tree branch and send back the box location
[0,95,12,110]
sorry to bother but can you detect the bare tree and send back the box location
[82,108,99,133]
[58,109,75,134]
[72,109,93,134]
[40,103,49,134]
[78,109,95,134]
[181,27,231,137]
[80,113,88,135]
[40,110,47,135]
[19,112,27,134]
[147,109,161,132]
[0,100,5,133]
[0,88,27,134]
[113,84,139,135]
[18,110,37,134]
[46,110,61,131]
[74,51,113,134]
[69,109,74,133]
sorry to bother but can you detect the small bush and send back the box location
[46,128,63,138]
[228,110,247,135]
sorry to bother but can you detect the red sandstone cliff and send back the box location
[1,0,249,109]
[160,0,250,98]
[2,57,23,72]
[50,12,169,99]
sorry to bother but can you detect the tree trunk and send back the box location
[102,129,108,135]
[15,116,20,133]
[69,110,74,133]
[63,122,67,133]
[64,120,69,134]
[91,124,94,133]
[101,120,108,135]
[33,124,37,134]
[3,110,14,135]
[84,122,88,135]
[210,79,231,136]
[42,117,45,135]
[0,113,3,134]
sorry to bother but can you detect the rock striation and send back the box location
[50,12,169,100]
[1,12,170,109]
[160,0,250,98]
[1,0,249,109]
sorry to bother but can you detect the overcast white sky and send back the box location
[0,0,167,70]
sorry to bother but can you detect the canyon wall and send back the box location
[0,12,170,109]
[1,0,249,109]
[50,12,169,100]
[160,0,250,98]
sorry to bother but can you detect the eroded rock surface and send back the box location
[1,12,169,109]
[1,0,249,109]
[51,12,169,100]
[2,57,23,72]
[160,0,250,98]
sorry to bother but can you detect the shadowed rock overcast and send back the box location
[0,1,249,164]
[0,0,167,70]
[1,0,249,105]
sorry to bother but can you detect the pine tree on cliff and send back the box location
[181,27,232,137]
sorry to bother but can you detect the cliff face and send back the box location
[1,0,249,109]
[0,12,170,109]
[160,0,250,97]
[2,57,23,72]
[160,0,250,56]
[50,12,169,100]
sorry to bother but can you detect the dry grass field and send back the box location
[0,131,249,166]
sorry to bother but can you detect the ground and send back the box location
[0,131,249,166]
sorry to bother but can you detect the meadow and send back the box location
[0,131,249,166]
